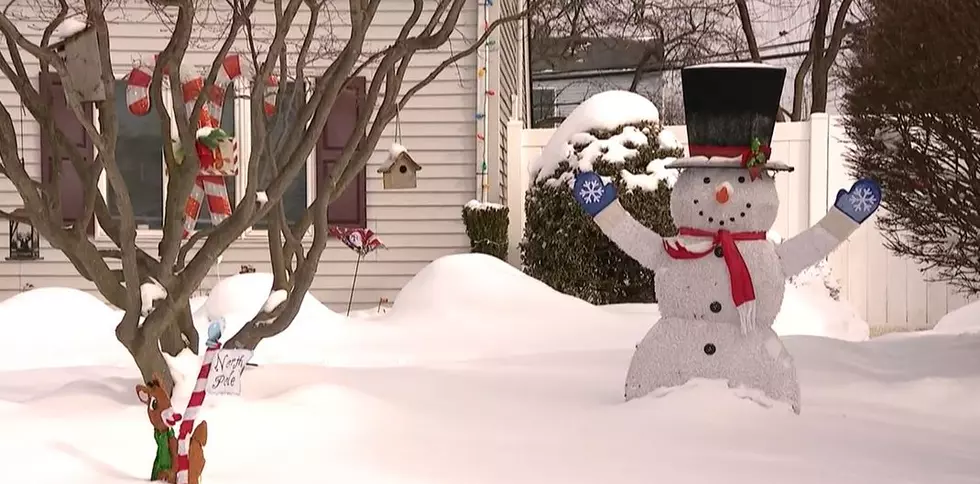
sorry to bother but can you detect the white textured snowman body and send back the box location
[576,165,880,413]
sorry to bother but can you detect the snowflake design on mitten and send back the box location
[579,179,604,205]
[848,186,877,213]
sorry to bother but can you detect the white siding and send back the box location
[0,1,483,310]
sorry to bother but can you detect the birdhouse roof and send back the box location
[378,151,422,173]
[49,19,92,48]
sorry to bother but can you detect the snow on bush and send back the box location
[522,90,683,305]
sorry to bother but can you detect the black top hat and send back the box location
[665,62,793,173]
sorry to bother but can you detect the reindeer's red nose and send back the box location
[715,182,733,204]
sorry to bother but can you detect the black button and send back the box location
[710,301,722,313]
[713,246,723,258]
[704,343,716,355]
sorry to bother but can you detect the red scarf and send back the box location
[662,227,767,332]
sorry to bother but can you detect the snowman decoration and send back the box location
[572,63,881,413]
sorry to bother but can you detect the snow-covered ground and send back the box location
[0,254,978,483]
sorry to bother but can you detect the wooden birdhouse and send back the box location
[377,144,421,189]
[49,21,105,102]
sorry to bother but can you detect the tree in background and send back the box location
[839,0,980,295]
[0,0,532,391]
[530,0,744,124]
[734,0,863,121]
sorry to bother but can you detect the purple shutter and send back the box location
[39,72,94,235]
[317,76,366,227]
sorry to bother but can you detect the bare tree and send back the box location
[224,0,535,350]
[0,0,533,391]
[840,0,980,295]
[733,0,863,121]
[530,0,743,106]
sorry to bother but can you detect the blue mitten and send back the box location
[572,171,617,217]
[834,178,882,223]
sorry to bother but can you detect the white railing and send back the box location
[504,114,975,330]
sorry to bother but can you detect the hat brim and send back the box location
[664,156,794,172]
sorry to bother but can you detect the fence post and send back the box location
[506,119,526,268]
[807,113,831,226]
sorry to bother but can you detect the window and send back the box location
[194,87,237,229]
[42,70,366,238]
[252,81,308,230]
[39,72,95,235]
[531,87,558,126]
[109,80,164,229]
[316,76,367,228]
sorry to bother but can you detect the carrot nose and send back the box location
[715,182,733,204]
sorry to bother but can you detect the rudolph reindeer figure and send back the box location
[136,373,208,484]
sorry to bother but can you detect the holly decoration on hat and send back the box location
[741,137,772,181]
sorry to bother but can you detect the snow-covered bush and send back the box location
[462,200,509,261]
[521,92,683,304]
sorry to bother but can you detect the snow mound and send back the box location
[0,288,133,370]
[530,90,661,182]
[194,273,347,364]
[392,253,594,318]
[772,259,868,341]
[932,299,980,335]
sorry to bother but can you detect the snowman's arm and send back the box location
[776,207,859,278]
[594,200,666,271]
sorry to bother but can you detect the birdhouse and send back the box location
[49,23,105,102]
[377,144,421,189]
[7,208,41,261]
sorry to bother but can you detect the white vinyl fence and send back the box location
[503,113,975,330]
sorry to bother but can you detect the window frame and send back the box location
[93,73,247,241]
[241,80,316,240]
[531,86,559,122]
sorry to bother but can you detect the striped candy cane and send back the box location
[126,53,278,121]
[175,341,222,484]
[182,176,233,238]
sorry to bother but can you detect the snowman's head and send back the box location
[670,167,779,232]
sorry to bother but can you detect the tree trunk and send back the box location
[158,303,199,356]
[134,341,174,393]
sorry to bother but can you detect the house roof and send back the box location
[531,37,663,76]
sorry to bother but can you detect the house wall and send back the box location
[532,71,664,121]
[0,1,483,311]
[504,115,978,330]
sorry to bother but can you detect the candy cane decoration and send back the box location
[126,53,278,122]
[174,340,221,484]
[125,53,278,239]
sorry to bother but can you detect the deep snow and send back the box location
[0,254,978,483]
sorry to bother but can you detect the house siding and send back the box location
[0,1,481,311]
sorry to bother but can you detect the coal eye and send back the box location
[738,176,746,183]
[703,177,710,184]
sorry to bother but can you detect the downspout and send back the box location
[476,1,491,203]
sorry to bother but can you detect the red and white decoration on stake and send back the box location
[172,319,252,484]
[125,53,279,238]
[329,227,386,315]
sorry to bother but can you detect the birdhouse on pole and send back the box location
[377,143,421,189]
[49,19,105,102]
